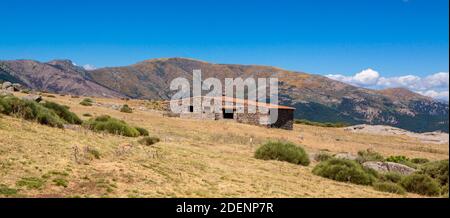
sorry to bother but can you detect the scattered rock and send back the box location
[0,90,13,96]
[12,83,22,91]
[362,161,416,175]
[333,152,358,161]
[344,124,449,144]
[22,94,43,102]
[1,81,12,90]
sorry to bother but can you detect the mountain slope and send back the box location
[0,60,125,98]
[1,58,448,133]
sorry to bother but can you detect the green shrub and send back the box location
[386,155,409,163]
[135,127,149,136]
[419,160,449,188]
[442,184,449,196]
[36,110,64,128]
[400,174,441,196]
[80,98,93,106]
[312,158,376,185]
[255,141,310,166]
[315,152,333,162]
[53,178,68,188]
[356,149,384,163]
[138,136,161,146]
[16,177,45,190]
[0,184,18,196]
[83,115,141,137]
[294,119,349,128]
[85,146,101,159]
[410,158,430,164]
[373,182,406,195]
[0,96,64,128]
[380,172,404,183]
[42,101,82,124]
[120,104,133,113]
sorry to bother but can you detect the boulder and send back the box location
[333,152,358,161]
[0,90,13,96]
[22,94,43,102]
[1,81,12,90]
[12,83,22,91]
[362,161,416,175]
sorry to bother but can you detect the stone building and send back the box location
[166,96,295,130]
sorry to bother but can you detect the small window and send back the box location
[189,106,194,113]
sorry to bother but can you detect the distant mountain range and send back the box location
[1,58,448,133]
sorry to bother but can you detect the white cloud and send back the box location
[377,75,422,90]
[423,72,449,90]
[326,68,380,86]
[353,68,380,86]
[417,90,449,100]
[83,64,97,71]
[326,69,449,101]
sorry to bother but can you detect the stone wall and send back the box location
[166,97,294,130]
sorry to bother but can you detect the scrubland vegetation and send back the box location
[0,92,448,198]
[255,141,310,166]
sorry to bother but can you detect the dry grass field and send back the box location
[0,93,448,198]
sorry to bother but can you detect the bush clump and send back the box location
[120,104,133,113]
[400,174,441,196]
[373,182,406,195]
[138,136,160,146]
[53,178,68,188]
[294,119,349,128]
[79,98,93,106]
[380,172,404,183]
[312,158,376,185]
[314,152,333,162]
[0,184,18,196]
[16,177,45,190]
[418,159,449,188]
[410,158,430,164]
[42,101,82,124]
[135,127,149,136]
[356,149,384,163]
[0,96,64,128]
[85,146,101,159]
[83,115,147,137]
[255,141,310,166]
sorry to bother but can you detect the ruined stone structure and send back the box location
[166,96,295,130]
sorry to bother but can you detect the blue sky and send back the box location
[1,0,449,99]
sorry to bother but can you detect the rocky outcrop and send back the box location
[1,81,12,90]
[1,81,22,92]
[22,94,43,102]
[362,161,416,175]
[333,153,358,161]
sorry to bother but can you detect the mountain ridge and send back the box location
[1,57,448,133]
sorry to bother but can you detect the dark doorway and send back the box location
[222,109,234,119]
[189,105,194,112]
